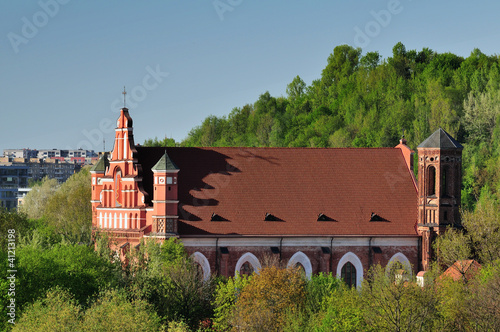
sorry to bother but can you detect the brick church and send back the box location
[91,107,462,287]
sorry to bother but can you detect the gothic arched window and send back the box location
[240,262,254,276]
[341,262,357,288]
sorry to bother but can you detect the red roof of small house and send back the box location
[135,146,418,237]
[440,260,482,282]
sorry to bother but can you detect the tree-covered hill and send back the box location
[157,42,500,211]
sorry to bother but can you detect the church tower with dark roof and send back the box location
[417,128,463,270]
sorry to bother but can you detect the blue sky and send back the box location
[1,1,499,153]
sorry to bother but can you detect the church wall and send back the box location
[182,237,419,277]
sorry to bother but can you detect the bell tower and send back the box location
[417,128,463,270]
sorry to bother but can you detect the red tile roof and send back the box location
[440,260,482,281]
[136,147,418,237]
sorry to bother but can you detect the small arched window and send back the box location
[341,262,357,288]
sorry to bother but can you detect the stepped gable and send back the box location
[135,146,418,237]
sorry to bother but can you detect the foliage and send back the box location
[435,199,500,272]
[13,287,81,332]
[13,239,120,313]
[19,168,92,244]
[126,238,214,329]
[143,136,178,147]
[462,199,500,265]
[19,176,59,219]
[361,264,439,332]
[309,285,366,332]
[232,266,306,331]
[82,289,163,331]
[304,272,342,313]
[212,272,251,331]
[0,208,33,249]
[464,261,500,330]
[42,166,92,244]
[434,227,472,277]
[14,288,164,332]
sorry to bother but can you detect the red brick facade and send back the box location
[91,108,462,283]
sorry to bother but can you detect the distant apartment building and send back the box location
[0,151,90,208]
[3,148,97,164]
[0,162,29,209]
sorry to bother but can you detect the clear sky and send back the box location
[1,1,499,153]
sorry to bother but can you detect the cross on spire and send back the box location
[122,86,127,108]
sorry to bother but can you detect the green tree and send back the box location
[14,240,120,312]
[463,262,500,331]
[82,289,163,332]
[433,228,472,279]
[303,285,366,332]
[126,238,214,329]
[19,176,59,219]
[233,266,306,331]
[362,264,439,331]
[143,136,177,147]
[212,273,251,331]
[286,75,307,101]
[463,90,500,143]
[360,51,381,70]
[43,167,92,244]
[462,200,500,265]
[13,288,81,332]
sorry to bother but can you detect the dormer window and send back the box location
[211,213,225,222]
[370,212,389,222]
[265,213,279,221]
[317,213,335,221]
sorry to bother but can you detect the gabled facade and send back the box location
[91,108,462,284]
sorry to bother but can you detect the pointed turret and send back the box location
[90,153,109,173]
[152,151,179,171]
[90,153,109,227]
[151,151,180,236]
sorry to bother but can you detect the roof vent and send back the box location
[370,213,389,222]
[265,213,281,221]
[317,213,336,222]
[211,213,226,222]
